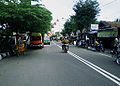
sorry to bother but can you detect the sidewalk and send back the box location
[84,46,112,56]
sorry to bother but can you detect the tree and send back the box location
[73,0,100,33]
[51,34,57,37]
[61,16,77,36]
[0,0,52,35]
[0,0,52,53]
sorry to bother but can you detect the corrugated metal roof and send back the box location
[105,22,120,28]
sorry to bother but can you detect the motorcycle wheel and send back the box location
[64,49,67,53]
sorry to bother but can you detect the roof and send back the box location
[105,22,120,28]
[31,33,41,36]
[101,21,120,28]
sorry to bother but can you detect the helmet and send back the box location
[65,37,67,39]
[115,38,118,41]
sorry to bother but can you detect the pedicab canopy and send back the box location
[31,33,41,36]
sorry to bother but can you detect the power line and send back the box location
[101,0,120,19]
[101,0,118,8]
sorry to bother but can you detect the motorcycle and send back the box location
[62,44,69,53]
[100,44,105,52]
[111,50,120,64]
[95,43,105,52]
[77,40,86,48]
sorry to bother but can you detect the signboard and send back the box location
[97,30,118,38]
[91,24,98,31]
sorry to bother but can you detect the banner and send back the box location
[97,30,118,38]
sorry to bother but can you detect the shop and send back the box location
[98,21,120,49]
[97,28,118,49]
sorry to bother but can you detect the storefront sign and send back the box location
[97,30,118,37]
[91,24,98,31]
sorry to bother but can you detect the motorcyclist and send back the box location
[115,37,120,64]
[94,39,99,49]
[62,37,69,50]
[95,39,104,52]
[113,38,118,53]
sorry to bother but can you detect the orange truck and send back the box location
[30,33,44,48]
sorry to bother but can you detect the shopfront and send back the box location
[97,29,118,49]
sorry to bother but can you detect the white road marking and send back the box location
[44,45,51,46]
[53,42,120,86]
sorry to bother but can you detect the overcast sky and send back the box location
[32,0,120,32]
[98,0,120,21]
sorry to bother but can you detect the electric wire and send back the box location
[100,0,118,8]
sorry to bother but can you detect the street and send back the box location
[0,41,120,86]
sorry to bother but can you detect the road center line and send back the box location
[53,42,120,86]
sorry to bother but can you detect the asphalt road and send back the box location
[0,41,120,86]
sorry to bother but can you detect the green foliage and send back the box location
[73,0,100,32]
[51,34,57,37]
[61,16,77,35]
[0,0,52,35]
[21,0,31,5]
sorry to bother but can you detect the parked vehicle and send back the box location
[44,34,50,45]
[95,41,105,52]
[30,33,44,48]
[95,43,105,52]
[77,40,86,48]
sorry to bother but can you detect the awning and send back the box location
[97,30,118,38]
[88,31,97,34]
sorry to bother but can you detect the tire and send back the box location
[112,54,117,62]
[116,58,120,64]
[101,47,105,52]
[64,48,67,53]
[112,52,118,62]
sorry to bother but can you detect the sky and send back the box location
[32,0,120,33]
[98,0,120,21]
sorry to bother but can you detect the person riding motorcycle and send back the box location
[94,39,104,52]
[94,39,100,50]
[113,38,120,64]
[62,37,69,51]
[114,38,118,53]
[62,37,69,44]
